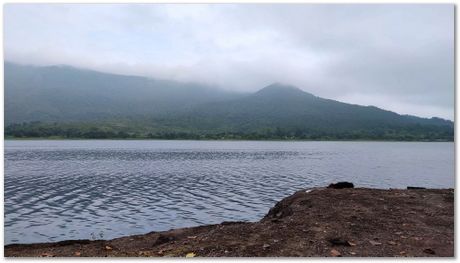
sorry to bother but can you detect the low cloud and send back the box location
[4,4,454,120]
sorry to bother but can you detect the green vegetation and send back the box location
[5,121,453,141]
[5,62,454,141]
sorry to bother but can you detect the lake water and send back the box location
[4,140,454,244]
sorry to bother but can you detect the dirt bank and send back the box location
[5,187,454,257]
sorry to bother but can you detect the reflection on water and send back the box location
[5,140,454,244]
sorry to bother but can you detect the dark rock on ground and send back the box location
[328,182,354,189]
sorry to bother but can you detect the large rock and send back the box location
[327,182,354,189]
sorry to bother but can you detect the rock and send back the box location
[105,246,113,250]
[185,252,196,258]
[407,186,426,190]
[423,248,435,255]
[387,241,397,245]
[74,251,81,256]
[330,249,341,257]
[263,244,270,249]
[328,238,351,246]
[369,240,382,246]
[328,182,354,189]
[347,241,357,246]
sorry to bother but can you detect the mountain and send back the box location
[158,83,453,139]
[5,62,243,123]
[4,62,454,141]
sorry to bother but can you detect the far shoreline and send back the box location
[4,137,454,142]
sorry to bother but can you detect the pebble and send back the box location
[369,240,382,246]
[330,249,341,257]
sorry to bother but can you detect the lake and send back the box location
[4,140,454,244]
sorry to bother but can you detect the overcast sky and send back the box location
[4,4,454,120]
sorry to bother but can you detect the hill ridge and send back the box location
[4,62,453,141]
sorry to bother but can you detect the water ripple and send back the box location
[5,140,454,244]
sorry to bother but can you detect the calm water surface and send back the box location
[5,140,454,244]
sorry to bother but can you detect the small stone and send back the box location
[263,244,270,249]
[329,237,356,247]
[369,240,382,246]
[387,241,397,245]
[74,251,81,256]
[330,249,341,257]
[185,252,196,258]
[328,238,351,246]
[347,241,357,246]
[105,246,113,250]
[350,251,356,255]
[187,236,197,239]
[423,248,435,255]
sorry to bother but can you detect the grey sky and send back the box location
[4,4,454,120]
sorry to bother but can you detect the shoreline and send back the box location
[5,186,454,257]
[4,138,454,142]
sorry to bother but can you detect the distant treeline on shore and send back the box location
[5,122,454,141]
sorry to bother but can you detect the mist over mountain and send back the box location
[5,62,244,123]
[5,62,453,141]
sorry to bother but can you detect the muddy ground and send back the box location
[5,187,454,257]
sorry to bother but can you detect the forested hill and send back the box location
[5,62,244,123]
[5,62,454,141]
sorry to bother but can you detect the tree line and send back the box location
[5,122,454,141]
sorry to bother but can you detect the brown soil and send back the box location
[5,187,454,257]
